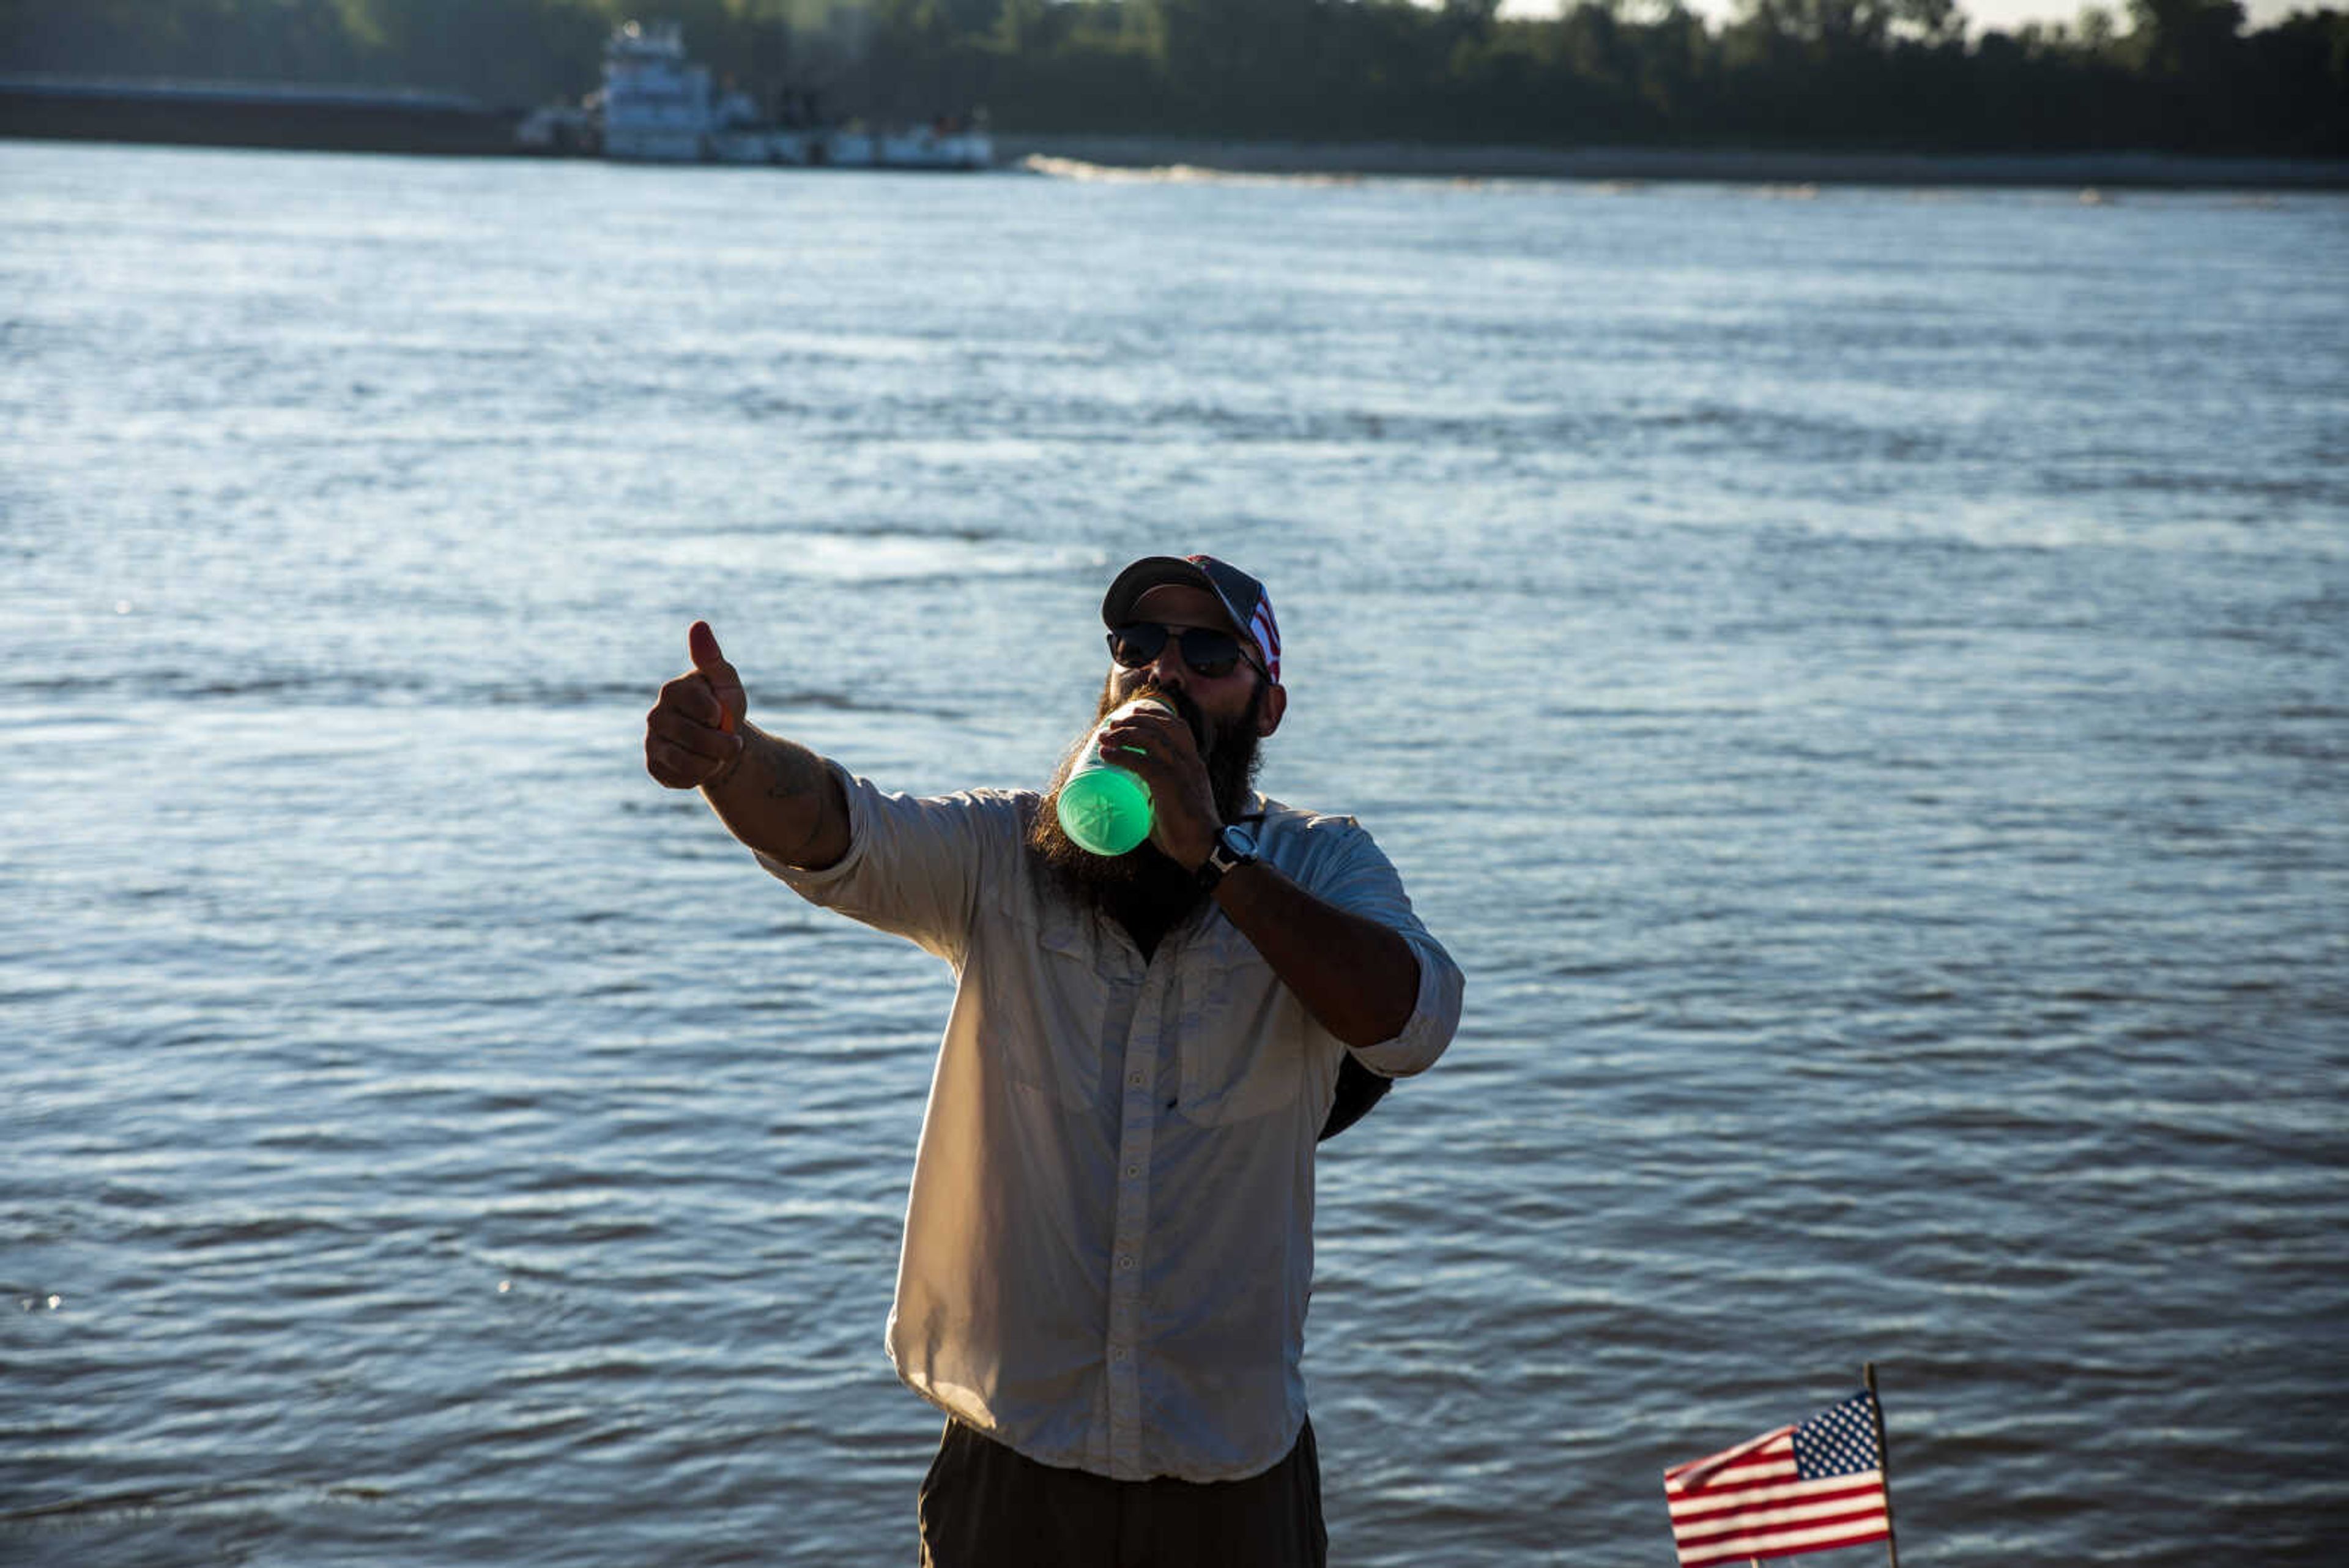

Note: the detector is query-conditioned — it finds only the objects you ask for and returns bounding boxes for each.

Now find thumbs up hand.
[646,620,750,789]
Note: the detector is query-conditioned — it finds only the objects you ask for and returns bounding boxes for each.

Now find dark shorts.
[917,1417,1328,1568]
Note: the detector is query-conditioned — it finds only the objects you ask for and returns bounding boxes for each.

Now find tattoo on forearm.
[763,762,814,804]
[757,742,835,864]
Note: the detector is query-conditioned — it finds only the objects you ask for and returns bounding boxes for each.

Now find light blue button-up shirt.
[761,765,1463,1482]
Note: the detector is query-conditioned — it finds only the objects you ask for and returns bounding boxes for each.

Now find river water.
[2,142,2344,1564]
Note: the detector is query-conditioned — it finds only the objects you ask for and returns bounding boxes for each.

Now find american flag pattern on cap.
[1186,553,1280,685]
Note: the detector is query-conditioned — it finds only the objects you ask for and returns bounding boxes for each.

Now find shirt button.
[1125,1165,1140,1179]
[1119,1255,1134,1270]
[1129,1072,1145,1087]
[1111,1347,1127,1361]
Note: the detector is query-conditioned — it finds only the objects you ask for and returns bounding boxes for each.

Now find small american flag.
[1663,1391,1893,1566]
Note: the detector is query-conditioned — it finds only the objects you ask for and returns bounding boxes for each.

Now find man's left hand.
[1094,702,1219,871]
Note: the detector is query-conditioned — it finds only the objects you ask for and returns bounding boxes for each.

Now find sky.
[1495,0,2306,33]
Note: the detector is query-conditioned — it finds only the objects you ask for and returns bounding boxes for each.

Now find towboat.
[518,20,992,171]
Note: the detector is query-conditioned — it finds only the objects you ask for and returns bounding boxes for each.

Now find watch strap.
[1196,825,1258,892]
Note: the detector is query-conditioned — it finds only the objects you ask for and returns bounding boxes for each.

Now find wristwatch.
[1196,822,1260,893]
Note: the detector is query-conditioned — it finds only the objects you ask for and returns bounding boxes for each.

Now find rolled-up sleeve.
[756,763,1015,967]
[1293,816,1464,1079]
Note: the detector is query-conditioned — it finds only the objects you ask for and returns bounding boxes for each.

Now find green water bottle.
[1055,697,1170,856]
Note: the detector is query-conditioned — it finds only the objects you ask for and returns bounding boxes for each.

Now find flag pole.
[1864,1362,1901,1568]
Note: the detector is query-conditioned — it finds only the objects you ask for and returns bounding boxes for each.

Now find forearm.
[701,723,852,871]
[1211,862,1420,1050]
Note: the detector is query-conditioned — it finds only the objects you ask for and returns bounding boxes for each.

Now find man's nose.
[1145,641,1190,690]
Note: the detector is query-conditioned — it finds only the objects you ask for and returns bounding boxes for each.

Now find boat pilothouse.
[519,17,992,171]
[598,18,758,162]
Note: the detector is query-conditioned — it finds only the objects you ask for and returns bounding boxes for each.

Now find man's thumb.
[689,619,730,674]
[688,620,744,730]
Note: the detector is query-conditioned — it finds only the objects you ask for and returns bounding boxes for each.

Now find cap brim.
[1102,557,1226,631]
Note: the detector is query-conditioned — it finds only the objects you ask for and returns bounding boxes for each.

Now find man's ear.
[1256,682,1287,738]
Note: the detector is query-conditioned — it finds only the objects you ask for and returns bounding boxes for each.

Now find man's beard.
[1028,677,1267,936]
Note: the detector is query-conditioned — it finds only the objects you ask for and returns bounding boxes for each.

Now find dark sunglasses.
[1106,622,1263,680]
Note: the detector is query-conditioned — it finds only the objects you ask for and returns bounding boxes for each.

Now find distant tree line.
[3,0,2343,155]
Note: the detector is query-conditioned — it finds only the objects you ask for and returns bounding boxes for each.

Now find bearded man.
[644,555,1463,1567]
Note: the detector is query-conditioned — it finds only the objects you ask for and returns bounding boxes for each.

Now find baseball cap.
[1101,554,1282,686]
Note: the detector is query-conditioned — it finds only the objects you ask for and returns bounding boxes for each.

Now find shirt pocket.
[1175,926,1307,1126]
[976,896,1103,1113]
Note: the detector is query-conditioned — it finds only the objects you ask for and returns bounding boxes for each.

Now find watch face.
[1218,825,1257,860]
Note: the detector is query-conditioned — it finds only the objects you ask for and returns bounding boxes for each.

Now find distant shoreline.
[7,82,2347,192]
[995,133,2349,191]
